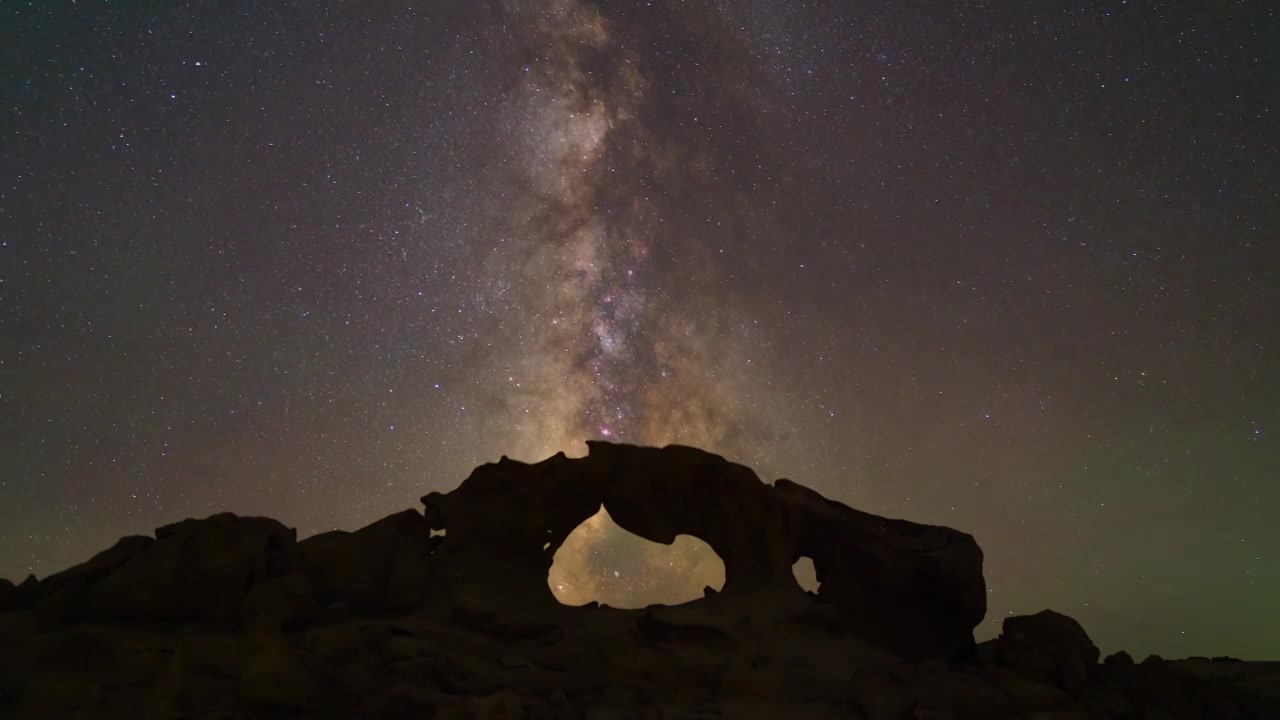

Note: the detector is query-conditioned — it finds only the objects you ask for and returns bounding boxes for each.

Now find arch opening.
[548,506,725,608]
[792,556,822,594]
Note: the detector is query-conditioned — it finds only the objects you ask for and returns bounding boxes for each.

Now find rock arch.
[791,556,821,594]
[422,442,986,661]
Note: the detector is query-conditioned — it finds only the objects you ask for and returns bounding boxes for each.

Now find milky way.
[474,2,800,604]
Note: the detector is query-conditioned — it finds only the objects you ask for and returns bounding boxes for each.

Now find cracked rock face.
[423,442,987,661]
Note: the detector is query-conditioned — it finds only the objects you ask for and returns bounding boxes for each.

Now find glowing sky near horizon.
[2,1,1277,660]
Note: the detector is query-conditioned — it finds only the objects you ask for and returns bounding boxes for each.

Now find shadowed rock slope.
[0,442,1274,719]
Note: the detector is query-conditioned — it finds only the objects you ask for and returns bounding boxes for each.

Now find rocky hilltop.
[0,442,1275,719]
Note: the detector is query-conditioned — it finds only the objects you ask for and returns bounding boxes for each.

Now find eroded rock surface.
[281,509,434,612]
[0,442,1274,719]
[424,442,985,661]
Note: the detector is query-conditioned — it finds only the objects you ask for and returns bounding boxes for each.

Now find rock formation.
[422,442,986,661]
[0,442,1274,719]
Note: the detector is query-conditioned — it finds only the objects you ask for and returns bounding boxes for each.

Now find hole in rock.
[429,528,447,538]
[548,506,725,608]
[792,556,821,594]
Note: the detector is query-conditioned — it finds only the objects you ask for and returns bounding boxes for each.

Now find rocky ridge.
[0,442,1275,719]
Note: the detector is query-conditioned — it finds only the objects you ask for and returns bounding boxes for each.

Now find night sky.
[3,2,1277,660]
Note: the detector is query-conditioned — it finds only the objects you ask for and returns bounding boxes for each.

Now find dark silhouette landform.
[1,442,1276,718]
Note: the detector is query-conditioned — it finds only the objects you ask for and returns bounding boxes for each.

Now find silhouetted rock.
[242,572,316,630]
[0,578,15,612]
[423,442,985,661]
[0,442,1274,719]
[771,475,986,662]
[283,509,432,611]
[13,575,40,610]
[1104,650,1134,666]
[81,513,295,622]
[988,609,1100,692]
[239,625,325,710]
[1172,658,1280,706]
[27,535,154,620]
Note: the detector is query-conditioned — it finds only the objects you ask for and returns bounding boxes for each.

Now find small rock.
[1104,651,1134,666]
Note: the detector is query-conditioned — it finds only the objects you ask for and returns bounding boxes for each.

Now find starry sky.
[2,1,1277,660]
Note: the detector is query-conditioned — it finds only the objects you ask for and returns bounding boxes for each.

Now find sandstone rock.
[1104,650,1134,666]
[39,536,154,596]
[81,513,295,622]
[284,509,433,611]
[240,571,315,630]
[848,668,916,720]
[14,575,41,609]
[31,536,155,619]
[635,609,734,647]
[0,443,1276,720]
[424,442,985,660]
[459,688,526,719]
[239,626,323,710]
[992,609,1100,692]
[773,477,986,662]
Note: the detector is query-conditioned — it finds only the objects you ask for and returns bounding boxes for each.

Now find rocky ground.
[0,443,1275,719]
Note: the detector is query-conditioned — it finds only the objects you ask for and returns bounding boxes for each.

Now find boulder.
[992,610,1100,692]
[284,509,433,611]
[81,513,296,622]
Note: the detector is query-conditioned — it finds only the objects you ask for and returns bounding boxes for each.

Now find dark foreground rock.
[0,442,1274,719]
